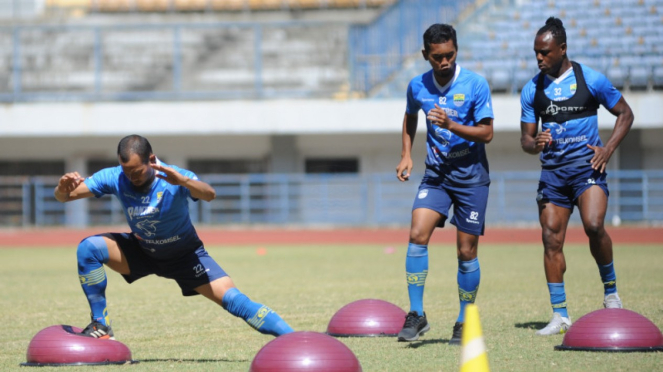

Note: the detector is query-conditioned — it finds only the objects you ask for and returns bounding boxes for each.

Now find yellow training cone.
[459,304,489,372]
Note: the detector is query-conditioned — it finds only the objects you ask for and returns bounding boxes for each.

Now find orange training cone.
[459,304,489,372]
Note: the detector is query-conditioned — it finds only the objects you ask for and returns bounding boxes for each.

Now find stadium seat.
[629,66,650,90]
[487,69,511,93]
[653,66,663,89]
[607,65,627,90]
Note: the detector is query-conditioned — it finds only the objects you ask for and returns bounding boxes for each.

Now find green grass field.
[1,242,662,371]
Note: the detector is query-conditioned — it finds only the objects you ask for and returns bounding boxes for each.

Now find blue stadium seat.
[607,65,627,90]
[653,66,663,89]
[629,66,651,90]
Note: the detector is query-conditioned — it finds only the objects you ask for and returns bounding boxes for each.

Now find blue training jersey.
[406,65,494,186]
[84,159,203,260]
[520,63,621,170]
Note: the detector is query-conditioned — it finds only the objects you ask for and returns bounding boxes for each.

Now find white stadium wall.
[0,92,661,175]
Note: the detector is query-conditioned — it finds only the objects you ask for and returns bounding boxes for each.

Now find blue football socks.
[598,261,618,295]
[548,282,569,318]
[405,243,428,316]
[222,287,294,337]
[457,258,480,323]
[77,236,110,326]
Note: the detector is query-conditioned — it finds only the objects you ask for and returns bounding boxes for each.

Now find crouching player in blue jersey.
[395,24,494,345]
[520,18,634,336]
[54,134,294,340]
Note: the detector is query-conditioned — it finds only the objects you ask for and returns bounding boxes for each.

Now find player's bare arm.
[54,172,94,202]
[428,104,493,143]
[587,96,634,173]
[151,163,216,202]
[397,113,418,181]
[520,122,552,155]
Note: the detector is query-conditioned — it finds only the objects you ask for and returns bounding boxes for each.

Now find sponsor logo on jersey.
[441,107,459,118]
[445,148,471,159]
[127,206,159,221]
[453,93,465,107]
[135,219,159,237]
[543,101,588,116]
[142,235,181,245]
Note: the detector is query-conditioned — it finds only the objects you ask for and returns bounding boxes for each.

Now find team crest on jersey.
[453,93,465,107]
[156,191,163,201]
[570,84,577,93]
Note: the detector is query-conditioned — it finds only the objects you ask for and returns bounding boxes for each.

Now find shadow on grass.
[139,358,249,364]
[514,321,548,330]
[404,339,450,348]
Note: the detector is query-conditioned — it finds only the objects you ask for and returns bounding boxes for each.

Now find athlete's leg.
[539,202,571,283]
[195,277,294,337]
[577,186,620,305]
[76,234,128,338]
[534,202,576,335]
[407,208,443,316]
[539,201,572,318]
[455,231,480,323]
[577,186,612,265]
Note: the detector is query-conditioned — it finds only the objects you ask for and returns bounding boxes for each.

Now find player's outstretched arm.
[54,172,94,202]
[396,113,418,182]
[151,163,216,202]
[520,122,551,155]
[587,96,634,173]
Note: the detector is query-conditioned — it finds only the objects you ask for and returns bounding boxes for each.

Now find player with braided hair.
[519,17,634,335]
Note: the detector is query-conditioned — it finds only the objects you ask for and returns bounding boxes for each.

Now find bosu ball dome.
[555,308,663,352]
[249,331,362,372]
[21,325,138,366]
[327,299,406,337]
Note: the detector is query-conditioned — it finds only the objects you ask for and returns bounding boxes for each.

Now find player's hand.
[587,144,611,173]
[533,129,552,153]
[396,157,413,182]
[56,172,84,195]
[427,104,450,129]
[151,163,188,185]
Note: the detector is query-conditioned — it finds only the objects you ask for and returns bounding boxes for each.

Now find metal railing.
[2,170,662,227]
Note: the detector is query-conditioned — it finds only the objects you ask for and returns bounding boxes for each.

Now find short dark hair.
[423,23,458,52]
[537,17,567,45]
[117,135,153,164]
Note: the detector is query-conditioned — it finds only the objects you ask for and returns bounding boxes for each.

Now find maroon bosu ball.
[249,331,362,372]
[22,325,137,366]
[556,308,663,352]
[327,299,407,337]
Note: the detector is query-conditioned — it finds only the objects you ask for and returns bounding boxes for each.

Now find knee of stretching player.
[77,236,110,266]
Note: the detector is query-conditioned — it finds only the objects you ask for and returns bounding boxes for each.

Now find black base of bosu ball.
[21,325,139,366]
[327,299,407,337]
[555,308,663,352]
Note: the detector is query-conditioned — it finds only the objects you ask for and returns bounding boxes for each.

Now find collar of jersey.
[432,64,461,94]
[546,65,574,85]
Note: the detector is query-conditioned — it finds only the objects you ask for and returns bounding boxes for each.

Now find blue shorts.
[412,169,489,236]
[537,166,609,210]
[108,233,228,296]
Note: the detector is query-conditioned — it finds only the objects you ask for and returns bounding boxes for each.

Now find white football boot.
[536,313,572,336]
[603,293,623,309]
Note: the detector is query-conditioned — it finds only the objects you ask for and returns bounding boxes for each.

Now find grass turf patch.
[1,242,661,371]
